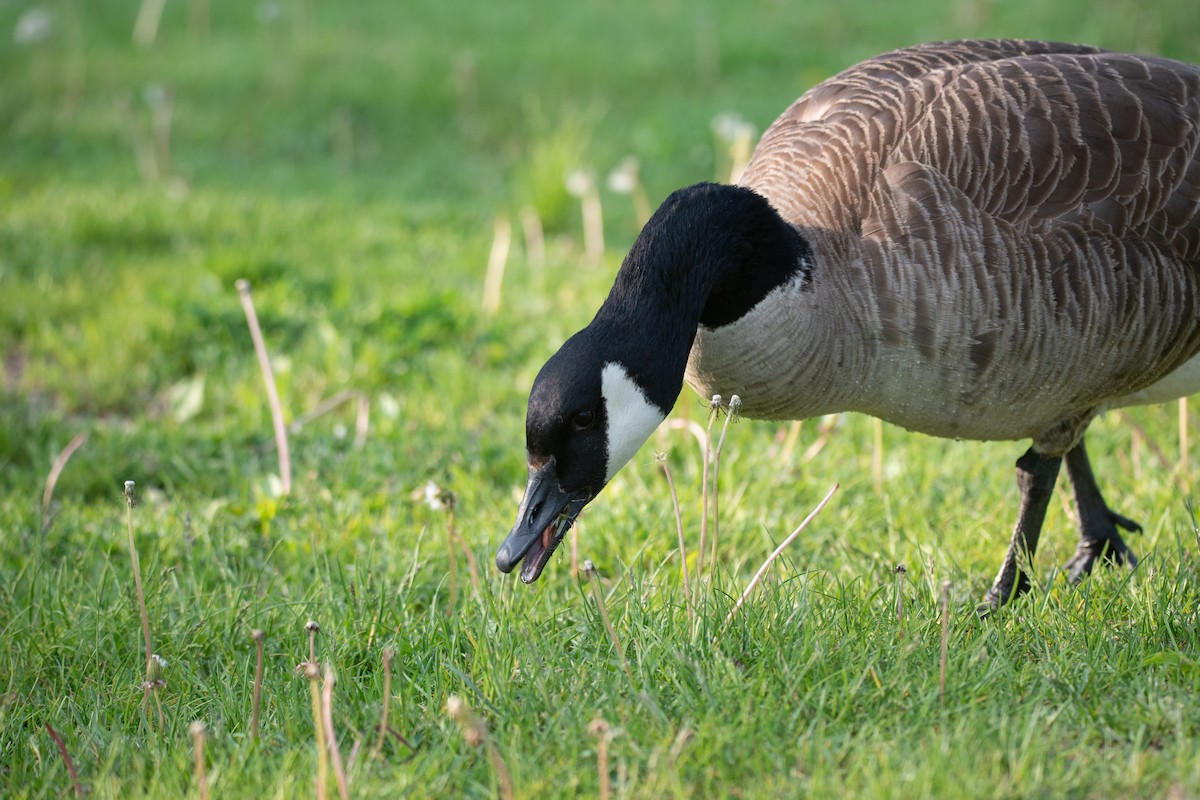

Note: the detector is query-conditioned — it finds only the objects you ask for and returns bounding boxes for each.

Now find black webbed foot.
[1062,441,1140,583]
[981,569,1033,615]
[1063,509,1140,582]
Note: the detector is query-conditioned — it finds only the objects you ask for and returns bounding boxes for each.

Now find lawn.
[2,1,1199,797]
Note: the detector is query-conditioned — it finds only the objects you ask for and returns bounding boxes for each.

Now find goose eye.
[572,410,596,430]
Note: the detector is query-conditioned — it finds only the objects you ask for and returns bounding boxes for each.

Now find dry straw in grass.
[482,215,512,315]
[236,279,292,496]
[41,433,86,532]
[44,723,83,799]
[716,483,840,644]
[133,0,166,47]
[372,647,394,760]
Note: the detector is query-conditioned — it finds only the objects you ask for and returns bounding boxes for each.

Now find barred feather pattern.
[687,40,1200,453]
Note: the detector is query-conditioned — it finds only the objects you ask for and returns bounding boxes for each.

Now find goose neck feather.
[592,182,811,410]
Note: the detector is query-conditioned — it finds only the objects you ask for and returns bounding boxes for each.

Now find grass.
[2,1,1200,797]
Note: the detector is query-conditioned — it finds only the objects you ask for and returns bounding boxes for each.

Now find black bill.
[496,460,588,583]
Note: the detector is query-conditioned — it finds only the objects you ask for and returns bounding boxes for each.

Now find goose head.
[495,183,809,582]
[495,328,671,582]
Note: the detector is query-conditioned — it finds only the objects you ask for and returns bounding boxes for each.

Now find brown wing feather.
[885,52,1200,257]
[744,42,1200,255]
[737,40,1200,448]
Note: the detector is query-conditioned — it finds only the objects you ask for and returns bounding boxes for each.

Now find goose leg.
[1062,440,1140,582]
[983,448,1062,610]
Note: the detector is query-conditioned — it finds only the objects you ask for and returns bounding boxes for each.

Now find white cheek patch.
[601,362,667,482]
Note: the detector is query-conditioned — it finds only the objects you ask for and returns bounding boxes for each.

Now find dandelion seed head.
[142,83,168,108]
[565,169,595,197]
[606,157,640,194]
[14,8,52,46]
[711,112,752,142]
[422,481,447,511]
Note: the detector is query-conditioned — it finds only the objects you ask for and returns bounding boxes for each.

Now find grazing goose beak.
[496,459,589,583]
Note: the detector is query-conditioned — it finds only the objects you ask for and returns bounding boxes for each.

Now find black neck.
[589,183,810,410]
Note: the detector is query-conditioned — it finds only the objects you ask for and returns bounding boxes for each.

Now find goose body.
[497,40,1200,605]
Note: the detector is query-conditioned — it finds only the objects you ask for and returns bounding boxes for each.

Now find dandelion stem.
[322,667,350,800]
[190,721,209,800]
[589,717,612,800]
[124,482,155,698]
[303,664,329,800]
[447,696,514,800]
[582,190,604,266]
[710,395,741,575]
[520,206,546,272]
[698,396,721,584]
[657,454,692,618]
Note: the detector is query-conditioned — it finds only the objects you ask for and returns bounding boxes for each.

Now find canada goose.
[495,40,1200,609]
